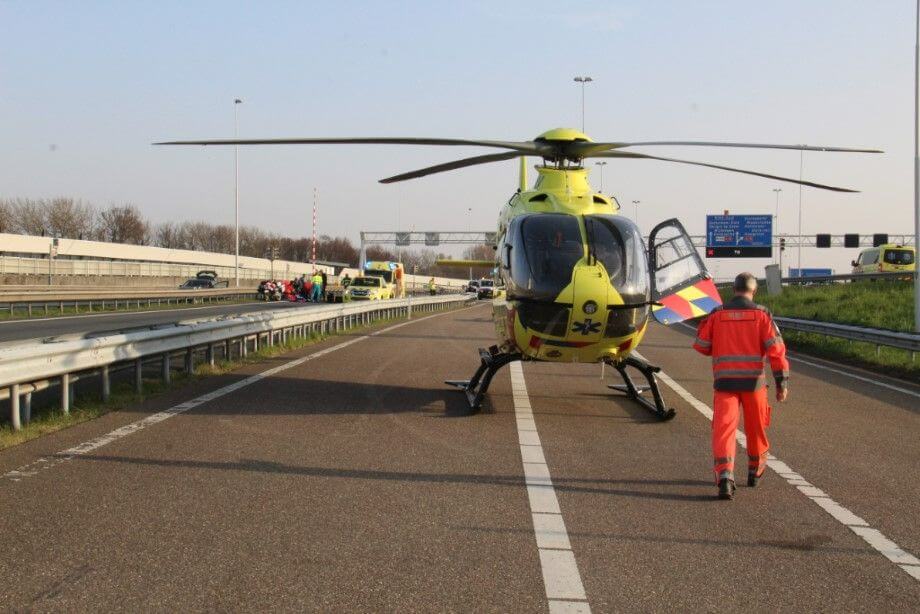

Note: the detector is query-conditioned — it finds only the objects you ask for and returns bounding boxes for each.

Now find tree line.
[0,198,490,278]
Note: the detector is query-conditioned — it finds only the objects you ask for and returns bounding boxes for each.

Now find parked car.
[465,279,481,293]
[179,270,229,289]
[477,279,495,300]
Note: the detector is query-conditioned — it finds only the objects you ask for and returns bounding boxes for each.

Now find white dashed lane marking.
[509,362,592,613]
[651,363,920,583]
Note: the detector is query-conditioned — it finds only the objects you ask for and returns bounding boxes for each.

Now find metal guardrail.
[774,316,920,355]
[715,271,914,289]
[0,287,259,317]
[0,294,474,430]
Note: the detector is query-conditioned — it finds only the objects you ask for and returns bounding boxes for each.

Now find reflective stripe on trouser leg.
[739,388,770,474]
[712,391,741,483]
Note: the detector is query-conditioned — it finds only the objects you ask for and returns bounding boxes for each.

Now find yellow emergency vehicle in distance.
[361,261,405,298]
[851,244,916,274]
[345,275,391,300]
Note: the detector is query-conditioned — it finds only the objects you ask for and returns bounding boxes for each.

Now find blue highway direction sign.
[706,214,773,258]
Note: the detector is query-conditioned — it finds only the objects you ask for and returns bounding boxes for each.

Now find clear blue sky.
[1,1,915,273]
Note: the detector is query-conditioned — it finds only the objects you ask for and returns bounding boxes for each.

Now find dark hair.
[733,272,757,293]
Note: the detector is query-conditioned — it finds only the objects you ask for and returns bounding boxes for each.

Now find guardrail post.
[162,353,171,384]
[10,384,21,431]
[61,373,70,415]
[241,337,248,358]
[207,344,215,367]
[102,365,111,402]
[224,339,232,360]
[185,348,194,374]
[22,391,32,425]
[135,358,143,394]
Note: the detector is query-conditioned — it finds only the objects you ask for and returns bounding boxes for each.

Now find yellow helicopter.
[156,128,879,419]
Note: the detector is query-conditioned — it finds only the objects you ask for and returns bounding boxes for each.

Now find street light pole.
[797,148,804,277]
[772,187,782,265]
[467,207,472,280]
[573,76,593,132]
[233,98,242,287]
[594,161,607,192]
[914,0,920,332]
[631,200,640,225]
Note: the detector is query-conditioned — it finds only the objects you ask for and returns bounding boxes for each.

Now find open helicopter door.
[647,219,722,325]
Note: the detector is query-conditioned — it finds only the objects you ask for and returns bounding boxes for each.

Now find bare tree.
[9,198,47,236]
[46,198,96,239]
[154,222,182,248]
[97,204,149,244]
[0,200,11,234]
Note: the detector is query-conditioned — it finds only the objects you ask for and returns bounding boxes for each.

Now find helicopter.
[156,128,880,419]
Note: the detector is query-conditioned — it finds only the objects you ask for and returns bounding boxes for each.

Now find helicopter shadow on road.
[187,374,488,419]
[73,453,715,503]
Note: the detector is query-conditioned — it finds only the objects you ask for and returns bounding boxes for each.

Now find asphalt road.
[0,304,917,611]
[0,300,320,344]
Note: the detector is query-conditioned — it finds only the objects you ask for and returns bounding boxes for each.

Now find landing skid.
[606,355,677,421]
[446,347,522,412]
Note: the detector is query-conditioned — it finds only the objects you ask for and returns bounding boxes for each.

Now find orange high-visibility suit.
[693,296,789,483]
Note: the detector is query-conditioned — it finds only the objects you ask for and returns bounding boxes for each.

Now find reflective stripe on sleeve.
[763,336,783,348]
[713,355,764,365]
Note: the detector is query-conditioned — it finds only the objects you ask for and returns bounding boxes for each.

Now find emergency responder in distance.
[310,270,324,303]
[693,272,789,500]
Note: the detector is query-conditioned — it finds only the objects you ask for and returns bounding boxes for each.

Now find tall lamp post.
[594,161,607,192]
[772,187,782,265]
[631,200,640,225]
[233,98,242,287]
[797,148,804,277]
[914,0,920,332]
[467,207,473,280]
[573,76,593,132]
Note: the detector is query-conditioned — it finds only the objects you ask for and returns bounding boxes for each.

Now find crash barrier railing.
[0,294,475,430]
[0,287,260,317]
[773,316,920,359]
[715,271,913,289]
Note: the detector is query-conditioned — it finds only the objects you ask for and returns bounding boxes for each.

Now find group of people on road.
[259,270,348,303]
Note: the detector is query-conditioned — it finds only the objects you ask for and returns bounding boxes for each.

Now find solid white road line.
[652,366,920,583]
[1,308,459,484]
[509,362,592,613]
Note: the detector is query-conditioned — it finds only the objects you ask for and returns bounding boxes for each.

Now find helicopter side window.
[648,220,707,298]
[506,214,584,301]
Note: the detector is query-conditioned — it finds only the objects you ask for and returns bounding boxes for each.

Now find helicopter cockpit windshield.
[505,214,585,301]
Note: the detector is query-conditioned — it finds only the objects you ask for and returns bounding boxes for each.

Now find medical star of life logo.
[572,319,601,335]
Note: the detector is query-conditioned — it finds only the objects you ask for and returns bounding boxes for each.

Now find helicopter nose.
[570,265,609,340]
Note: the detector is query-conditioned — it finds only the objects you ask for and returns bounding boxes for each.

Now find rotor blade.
[592,151,860,192]
[154,136,542,154]
[575,141,883,155]
[379,151,523,184]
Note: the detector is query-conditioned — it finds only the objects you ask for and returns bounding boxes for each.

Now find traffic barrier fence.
[0,294,474,430]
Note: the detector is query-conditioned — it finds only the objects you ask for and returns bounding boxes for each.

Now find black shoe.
[718,478,736,500]
[748,471,763,488]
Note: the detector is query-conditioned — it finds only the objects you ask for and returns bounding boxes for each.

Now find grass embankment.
[0,298,256,321]
[719,282,918,381]
[0,311,410,451]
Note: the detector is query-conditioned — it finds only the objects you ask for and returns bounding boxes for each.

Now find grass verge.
[0,311,414,451]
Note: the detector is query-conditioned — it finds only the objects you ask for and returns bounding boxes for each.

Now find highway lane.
[0,304,917,611]
[0,300,320,344]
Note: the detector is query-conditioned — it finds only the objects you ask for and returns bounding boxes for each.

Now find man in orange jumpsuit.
[693,272,789,500]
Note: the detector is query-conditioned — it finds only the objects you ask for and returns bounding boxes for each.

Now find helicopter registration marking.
[510,362,592,611]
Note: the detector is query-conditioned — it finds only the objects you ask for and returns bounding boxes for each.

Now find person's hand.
[776,387,788,403]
